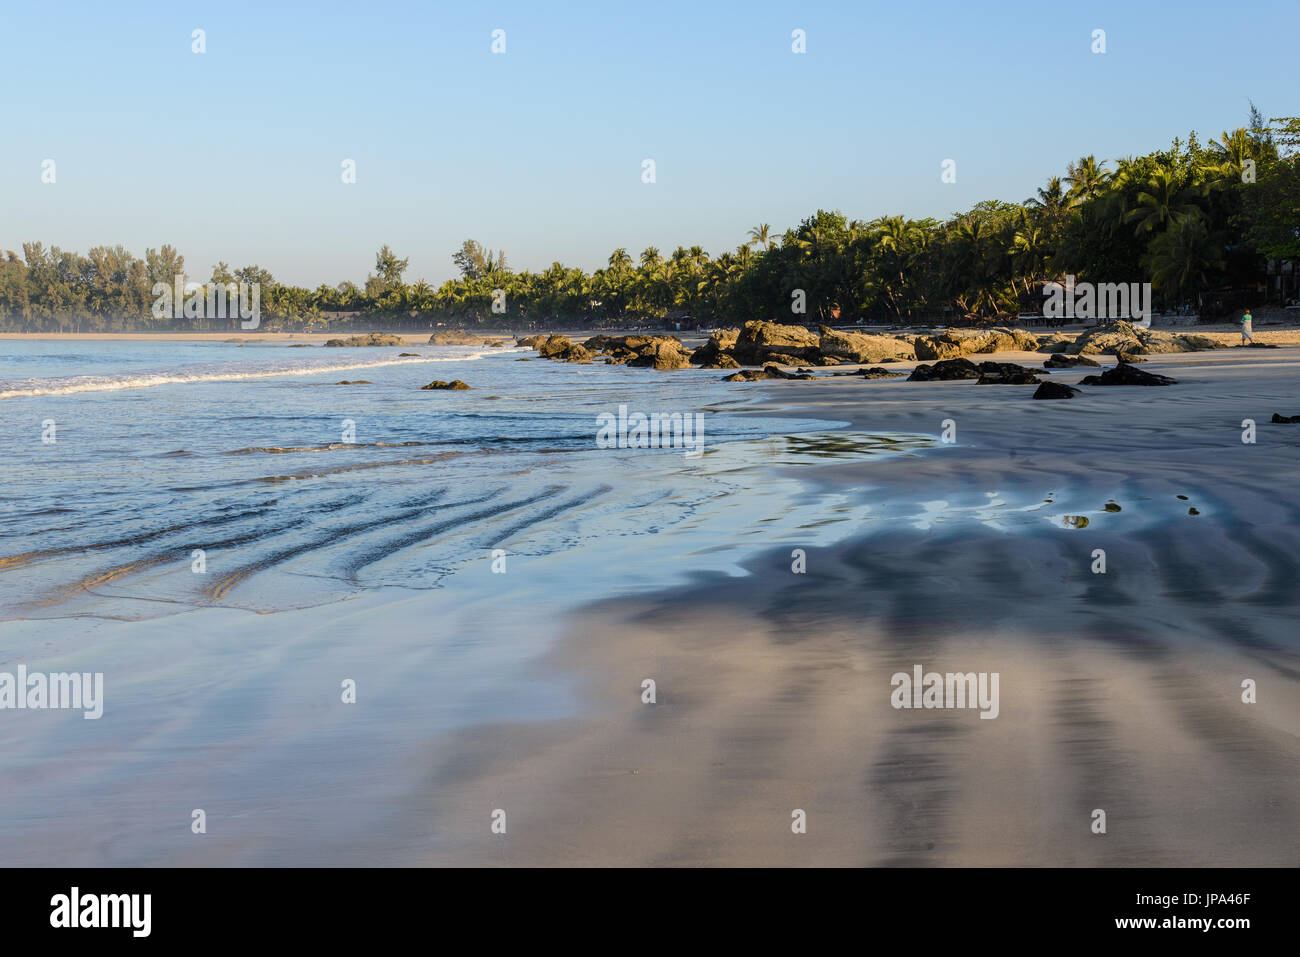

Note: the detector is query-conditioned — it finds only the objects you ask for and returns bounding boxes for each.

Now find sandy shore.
[417,346,1300,866]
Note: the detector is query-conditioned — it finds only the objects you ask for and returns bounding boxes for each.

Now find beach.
[2,339,1297,866]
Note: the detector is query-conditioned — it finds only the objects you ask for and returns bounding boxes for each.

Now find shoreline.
[415,347,1300,865]
[3,345,1299,865]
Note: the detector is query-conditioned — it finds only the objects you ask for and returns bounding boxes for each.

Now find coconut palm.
[747,223,774,250]
[1065,155,1110,206]
[1146,212,1226,310]
[1123,168,1206,235]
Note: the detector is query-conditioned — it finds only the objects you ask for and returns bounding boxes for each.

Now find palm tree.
[1065,155,1110,207]
[1146,212,1226,311]
[747,223,774,250]
[1123,167,1205,235]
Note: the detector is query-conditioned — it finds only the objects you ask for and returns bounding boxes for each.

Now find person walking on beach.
[1240,308,1254,345]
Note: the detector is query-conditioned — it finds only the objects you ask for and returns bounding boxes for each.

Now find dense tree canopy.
[3,112,1296,333]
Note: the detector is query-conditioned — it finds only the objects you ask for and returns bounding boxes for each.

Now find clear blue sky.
[2,0,1294,287]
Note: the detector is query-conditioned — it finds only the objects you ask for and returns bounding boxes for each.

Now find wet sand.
[421,346,1300,866]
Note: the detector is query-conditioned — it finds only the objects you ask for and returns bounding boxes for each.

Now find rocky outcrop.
[913,327,1039,360]
[1066,320,1226,356]
[576,334,693,369]
[517,334,548,348]
[1044,353,1100,368]
[1079,362,1178,386]
[690,329,740,366]
[627,340,692,370]
[428,330,490,345]
[818,326,917,363]
[1033,382,1082,399]
[906,358,982,381]
[324,332,405,347]
[723,365,816,382]
[421,379,471,390]
[731,321,823,364]
[834,367,906,378]
[1271,412,1300,423]
[534,334,592,361]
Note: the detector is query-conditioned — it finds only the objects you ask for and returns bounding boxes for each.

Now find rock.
[1067,320,1226,356]
[537,334,573,358]
[1033,382,1082,399]
[628,340,691,370]
[517,334,549,348]
[1044,353,1100,368]
[1242,341,1280,348]
[723,364,815,382]
[699,355,742,369]
[690,328,740,365]
[428,330,488,345]
[1114,351,1146,363]
[421,379,471,390]
[913,327,1039,360]
[559,344,593,362]
[334,380,372,385]
[581,334,692,369]
[1036,333,1073,354]
[731,321,822,364]
[398,352,421,357]
[906,358,982,381]
[323,332,405,347]
[818,326,917,363]
[979,360,1042,376]
[1271,412,1300,423]
[831,366,906,379]
[977,371,1042,385]
[1079,362,1178,386]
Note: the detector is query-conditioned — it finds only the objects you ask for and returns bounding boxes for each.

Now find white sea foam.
[0,351,499,399]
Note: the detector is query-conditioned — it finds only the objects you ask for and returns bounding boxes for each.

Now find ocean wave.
[0,352,497,399]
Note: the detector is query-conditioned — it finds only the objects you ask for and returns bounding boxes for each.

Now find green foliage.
[4,109,1295,332]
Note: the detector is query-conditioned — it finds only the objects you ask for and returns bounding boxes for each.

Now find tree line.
[2,110,1296,333]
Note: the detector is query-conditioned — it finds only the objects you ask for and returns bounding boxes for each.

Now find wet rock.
[831,366,906,378]
[1271,412,1300,423]
[398,352,421,357]
[1079,362,1178,386]
[1044,353,1100,368]
[324,332,405,347]
[1032,381,1082,399]
[421,379,471,390]
[906,358,982,381]
[334,380,372,385]
[723,364,815,382]
[517,334,549,348]
[977,371,1043,385]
